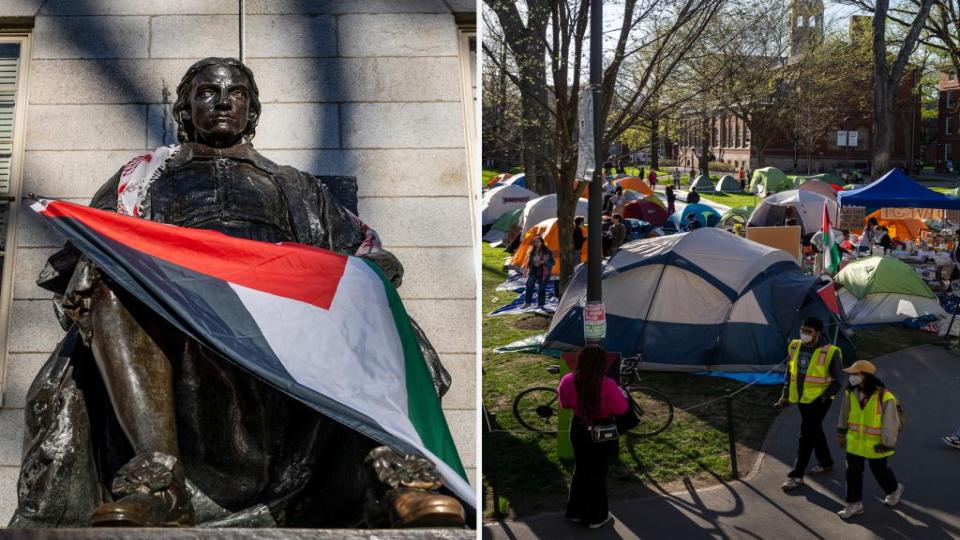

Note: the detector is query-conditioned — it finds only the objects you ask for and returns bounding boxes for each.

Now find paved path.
[484,345,960,539]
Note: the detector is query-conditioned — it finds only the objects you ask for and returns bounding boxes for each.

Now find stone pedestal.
[2,529,475,540]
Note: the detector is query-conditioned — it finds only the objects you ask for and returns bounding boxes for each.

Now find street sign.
[575,88,595,182]
[584,301,606,342]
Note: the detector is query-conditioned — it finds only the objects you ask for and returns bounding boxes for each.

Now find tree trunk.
[872,80,895,177]
[650,116,660,171]
[554,166,580,294]
[519,57,551,194]
[699,116,711,178]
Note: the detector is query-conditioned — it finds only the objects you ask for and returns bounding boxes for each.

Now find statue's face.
[186,64,254,147]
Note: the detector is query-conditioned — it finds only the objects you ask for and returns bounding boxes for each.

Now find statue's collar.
[167,142,278,174]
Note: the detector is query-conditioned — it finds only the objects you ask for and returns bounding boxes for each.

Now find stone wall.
[0,0,476,523]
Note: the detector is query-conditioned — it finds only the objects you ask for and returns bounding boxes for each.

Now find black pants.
[566,421,617,524]
[845,452,898,503]
[788,397,834,478]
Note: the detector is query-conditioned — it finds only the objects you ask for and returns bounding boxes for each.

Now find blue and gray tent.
[544,228,854,375]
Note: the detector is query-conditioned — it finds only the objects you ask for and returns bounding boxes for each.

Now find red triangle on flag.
[817,281,841,315]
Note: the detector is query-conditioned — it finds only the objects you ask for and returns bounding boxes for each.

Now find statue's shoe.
[388,489,465,528]
[90,491,195,527]
[90,451,196,527]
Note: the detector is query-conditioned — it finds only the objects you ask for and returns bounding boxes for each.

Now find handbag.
[589,421,619,443]
[615,396,641,434]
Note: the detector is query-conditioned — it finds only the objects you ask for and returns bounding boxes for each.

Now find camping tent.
[749,167,792,197]
[482,207,523,245]
[624,218,655,241]
[520,194,589,234]
[623,199,669,227]
[665,203,722,232]
[715,175,741,193]
[689,175,714,191]
[857,209,926,241]
[720,205,755,228]
[485,172,510,188]
[481,184,538,226]
[798,179,839,201]
[510,218,586,275]
[747,189,838,235]
[613,176,653,196]
[543,228,854,373]
[497,173,526,188]
[835,256,947,325]
[946,187,960,199]
[837,168,960,210]
[802,173,843,185]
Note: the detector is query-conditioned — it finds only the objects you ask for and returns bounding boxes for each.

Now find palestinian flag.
[822,201,840,274]
[30,198,473,507]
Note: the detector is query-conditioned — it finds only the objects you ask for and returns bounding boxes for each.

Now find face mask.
[799,332,815,344]
[848,374,863,386]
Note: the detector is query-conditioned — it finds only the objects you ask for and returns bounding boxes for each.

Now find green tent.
[835,256,934,299]
[945,187,960,199]
[689,174,714,191]
[490,207,522,232]
[720,205,755,227]
[801,173,843,185]
[749,167,791,196]
[715,174,741,192]
[843,184,857,191]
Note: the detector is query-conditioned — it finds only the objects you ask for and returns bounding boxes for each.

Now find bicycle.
[512,354,674,437]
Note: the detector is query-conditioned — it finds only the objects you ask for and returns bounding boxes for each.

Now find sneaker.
[781,477,804,491]
[837,502,864,519]
[587,512,613,529]
[943,436,960,449]
[809,465,833,475]
[883,483,904,507]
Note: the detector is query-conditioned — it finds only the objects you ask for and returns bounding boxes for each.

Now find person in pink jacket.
[558,345,628,528]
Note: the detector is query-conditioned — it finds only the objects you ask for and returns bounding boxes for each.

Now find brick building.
[0,1,477,522]
[676,6,921,176]
[933,69,960,170]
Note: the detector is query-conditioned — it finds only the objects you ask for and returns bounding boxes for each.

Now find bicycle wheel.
[626,386,674,437]
[513,387,561,434]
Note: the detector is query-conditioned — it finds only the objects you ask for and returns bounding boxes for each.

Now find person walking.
[573,216,586,256]
[638,166,645,181]
[647,169,658,189]
[836,360,904,518]
[665,185,677,216]
[672,168,681,189]
[737,166,747,191]
[775,318,843,491]
[609,214,627,256]
[558,344,628,529]
[522,235,554,310]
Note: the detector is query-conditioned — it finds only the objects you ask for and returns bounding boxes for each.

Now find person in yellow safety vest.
[774,317,843,491]
[836,360,904,519]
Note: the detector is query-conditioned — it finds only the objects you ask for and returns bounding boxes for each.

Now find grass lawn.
[700,192,761,210]
[482,242,781,519]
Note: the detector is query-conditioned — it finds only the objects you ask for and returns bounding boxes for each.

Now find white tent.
[748,189,838,235]
[520,194,589,234]
[481,184,538,226]
[689,175,713,191]
[798,179,838,201]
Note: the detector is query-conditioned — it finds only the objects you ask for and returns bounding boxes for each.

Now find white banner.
[836,131,848,147]
[847,131,858,147]
[576,89,595,182]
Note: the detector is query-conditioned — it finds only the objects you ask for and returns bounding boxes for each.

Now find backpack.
[880,388,905,439]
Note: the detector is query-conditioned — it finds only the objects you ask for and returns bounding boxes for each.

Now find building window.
[0,33,29,397]
[950,71,957,82]
[808,16,815,27]
[947,117,953,135]
[797,16,804,27]
[948,90,955,108]
[946,143,953,164]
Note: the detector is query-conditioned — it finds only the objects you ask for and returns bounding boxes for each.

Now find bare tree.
[839,0,935,175]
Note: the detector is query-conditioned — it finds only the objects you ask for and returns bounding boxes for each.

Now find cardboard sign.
[838,206,866,230]
[746,226,802,262]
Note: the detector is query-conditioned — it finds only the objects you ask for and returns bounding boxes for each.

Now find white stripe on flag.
[229,258,474,504]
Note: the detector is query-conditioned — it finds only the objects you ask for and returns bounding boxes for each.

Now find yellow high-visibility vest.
[846,389,896,459]
[787,340,839,404]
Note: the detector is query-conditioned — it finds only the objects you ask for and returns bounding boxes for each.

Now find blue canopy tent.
[837,169,960,210]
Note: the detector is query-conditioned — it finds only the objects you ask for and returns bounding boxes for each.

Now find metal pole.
[726,394,739,478]
[484,406,503,518]
[586,0,604,330]
[239,0,246,63]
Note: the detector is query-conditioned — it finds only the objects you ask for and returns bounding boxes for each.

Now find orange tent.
[511,218,587,275]
[613,177,653,196]
[854,210,926,241]
[486,172,510,188]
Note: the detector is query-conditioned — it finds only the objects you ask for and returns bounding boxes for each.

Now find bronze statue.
[10,58,467,529]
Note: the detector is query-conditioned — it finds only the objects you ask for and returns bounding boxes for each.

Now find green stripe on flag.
[361,258,467,481]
